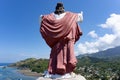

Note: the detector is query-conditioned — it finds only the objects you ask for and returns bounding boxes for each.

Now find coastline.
[18,69,43,77]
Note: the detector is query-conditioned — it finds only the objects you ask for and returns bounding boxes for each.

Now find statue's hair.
[55,2,64,9]
[54,2,65,15]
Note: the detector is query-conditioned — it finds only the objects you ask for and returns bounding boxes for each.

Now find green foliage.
[74,56,120,80]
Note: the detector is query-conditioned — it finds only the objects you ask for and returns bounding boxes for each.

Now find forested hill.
[9,58,49,73]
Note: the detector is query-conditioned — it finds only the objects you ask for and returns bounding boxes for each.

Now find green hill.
[9,58,49,73]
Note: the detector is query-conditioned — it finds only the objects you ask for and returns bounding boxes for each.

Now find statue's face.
[58,7,64,11]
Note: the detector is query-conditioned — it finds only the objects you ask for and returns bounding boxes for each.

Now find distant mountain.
[78,46,120,59]
[78,56,106,63]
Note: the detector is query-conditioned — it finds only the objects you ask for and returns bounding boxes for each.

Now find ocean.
[0,63,37,80]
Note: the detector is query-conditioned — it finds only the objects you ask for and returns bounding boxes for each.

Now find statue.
[39,2,84,79]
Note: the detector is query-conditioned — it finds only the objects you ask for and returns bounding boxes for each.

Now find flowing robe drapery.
[40,12,82,75]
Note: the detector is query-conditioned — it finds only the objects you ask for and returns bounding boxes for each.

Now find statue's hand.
[80,11,83,16]
[39,15,43,23]
[77,11,83,23]
[40,15,43,18]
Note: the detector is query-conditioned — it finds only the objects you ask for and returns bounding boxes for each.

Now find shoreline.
[18,69,43,77]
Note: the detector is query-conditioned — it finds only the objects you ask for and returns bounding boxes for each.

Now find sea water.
[0,63,37,80]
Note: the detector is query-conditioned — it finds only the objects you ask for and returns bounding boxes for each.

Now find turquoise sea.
[0,63,37,80]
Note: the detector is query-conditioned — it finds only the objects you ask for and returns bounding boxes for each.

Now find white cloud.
[77,13,120,54]
[100,13,120,35]
[88,30,98,38]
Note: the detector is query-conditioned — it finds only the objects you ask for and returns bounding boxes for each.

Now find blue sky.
[0,0,120,63]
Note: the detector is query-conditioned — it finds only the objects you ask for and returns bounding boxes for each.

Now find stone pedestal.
[36,75,86,80]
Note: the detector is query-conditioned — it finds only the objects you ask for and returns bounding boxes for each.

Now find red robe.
[40,11,82,75]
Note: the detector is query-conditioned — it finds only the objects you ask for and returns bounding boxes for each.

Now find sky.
[0,0,120,63]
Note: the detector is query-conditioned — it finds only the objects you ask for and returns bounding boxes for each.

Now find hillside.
[75,56,120,80]
[9,58,49,73]
[78,46,120,59]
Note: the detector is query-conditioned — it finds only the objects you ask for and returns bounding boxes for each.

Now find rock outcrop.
[36,74,86,80]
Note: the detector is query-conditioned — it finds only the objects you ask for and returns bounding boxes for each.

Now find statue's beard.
[54,10,65,15]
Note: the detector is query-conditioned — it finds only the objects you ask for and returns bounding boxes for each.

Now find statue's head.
[54,2,65,15]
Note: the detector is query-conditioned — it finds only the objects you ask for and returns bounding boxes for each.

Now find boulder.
[36,74,86,80]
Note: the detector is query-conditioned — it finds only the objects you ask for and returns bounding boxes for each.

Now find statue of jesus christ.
[40,2,83,79]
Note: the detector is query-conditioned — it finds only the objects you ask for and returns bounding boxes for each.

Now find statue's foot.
[43,70,52,78]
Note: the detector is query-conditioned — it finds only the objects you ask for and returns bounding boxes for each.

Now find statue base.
[36,71,86,80]
[36,75,86,80]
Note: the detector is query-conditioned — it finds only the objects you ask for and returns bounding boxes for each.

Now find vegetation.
[9,56,120,80]
[9,58,49,73]
[75,56,120,80]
